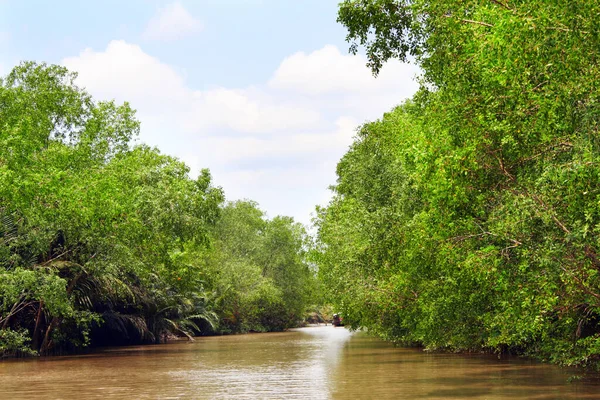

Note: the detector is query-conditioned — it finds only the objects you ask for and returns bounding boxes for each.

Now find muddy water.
[0,326,599,399]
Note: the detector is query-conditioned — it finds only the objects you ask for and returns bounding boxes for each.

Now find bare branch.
[37,249,72,268]
[490,0,512,11]
[560,265,600,301]
[532,80,549,91]
[530,192,571,234]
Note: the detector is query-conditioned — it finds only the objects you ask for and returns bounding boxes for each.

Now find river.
[0,326,598,399]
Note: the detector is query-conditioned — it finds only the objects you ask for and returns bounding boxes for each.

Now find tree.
[315,0,600,368]
[204,201,315,333]
[0,62,224,354]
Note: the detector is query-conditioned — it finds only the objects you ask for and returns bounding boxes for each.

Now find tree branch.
[443,15,494,28]
[462,19,493,27]
[449,231,495,242]
[490,0,512,11]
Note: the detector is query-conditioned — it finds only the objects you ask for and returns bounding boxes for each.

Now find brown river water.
[0,326,599,399]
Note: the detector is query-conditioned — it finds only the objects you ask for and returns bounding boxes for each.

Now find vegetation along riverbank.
[3,0,600,374]
[314,0,600,370]
[0,62,319,357]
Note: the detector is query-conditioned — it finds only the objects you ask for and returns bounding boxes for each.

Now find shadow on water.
[0,326,599,399]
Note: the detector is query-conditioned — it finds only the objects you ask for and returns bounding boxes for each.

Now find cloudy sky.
[0,0,419,225]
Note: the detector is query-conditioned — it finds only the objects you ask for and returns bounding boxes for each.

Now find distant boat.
[332,313,344,327]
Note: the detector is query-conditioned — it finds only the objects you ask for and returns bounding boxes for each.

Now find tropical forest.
[316,0,600,370]
[0,61,318,356]
[2,0,600,385]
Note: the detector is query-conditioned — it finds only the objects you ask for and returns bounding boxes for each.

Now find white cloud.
[63,40,319,135]
[143,2,202,41]
[269,45,420,96]
[197,116,356,163]
[215,162,339,223]
[187,88,322,134]
[63,40,189,113]
[62,41,419,225]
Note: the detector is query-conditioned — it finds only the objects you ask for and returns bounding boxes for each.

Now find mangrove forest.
[3,0,600,376]
[314,0,600,369]
[0,62,318,356]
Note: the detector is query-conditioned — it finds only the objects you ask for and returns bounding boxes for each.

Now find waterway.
[0,326,599,399]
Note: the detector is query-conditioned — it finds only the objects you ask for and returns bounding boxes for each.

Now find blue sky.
[0,0,419,225]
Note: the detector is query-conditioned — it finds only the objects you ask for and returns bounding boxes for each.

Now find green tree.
[205,201,315,333]
[0,62,223,354]
[316,0,600,368]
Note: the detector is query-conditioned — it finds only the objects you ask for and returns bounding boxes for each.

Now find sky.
[0,0,419,225]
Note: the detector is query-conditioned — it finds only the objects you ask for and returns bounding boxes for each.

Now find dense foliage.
[202,201,316,333]
[315,0,600,368]
[0,62,315,357]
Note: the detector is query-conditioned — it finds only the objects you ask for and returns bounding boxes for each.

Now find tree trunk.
[1,294,25,329]
[39,317,60,355]
[39,272,82,354]
[31,301,44,351]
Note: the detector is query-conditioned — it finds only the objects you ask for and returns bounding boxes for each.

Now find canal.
[0,326,598,399]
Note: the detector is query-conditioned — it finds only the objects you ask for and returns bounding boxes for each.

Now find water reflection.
[0,326,598,399]
[168,327,352,399]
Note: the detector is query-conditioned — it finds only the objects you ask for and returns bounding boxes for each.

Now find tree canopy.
[315,0,600,368]
[0,62,316,357]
